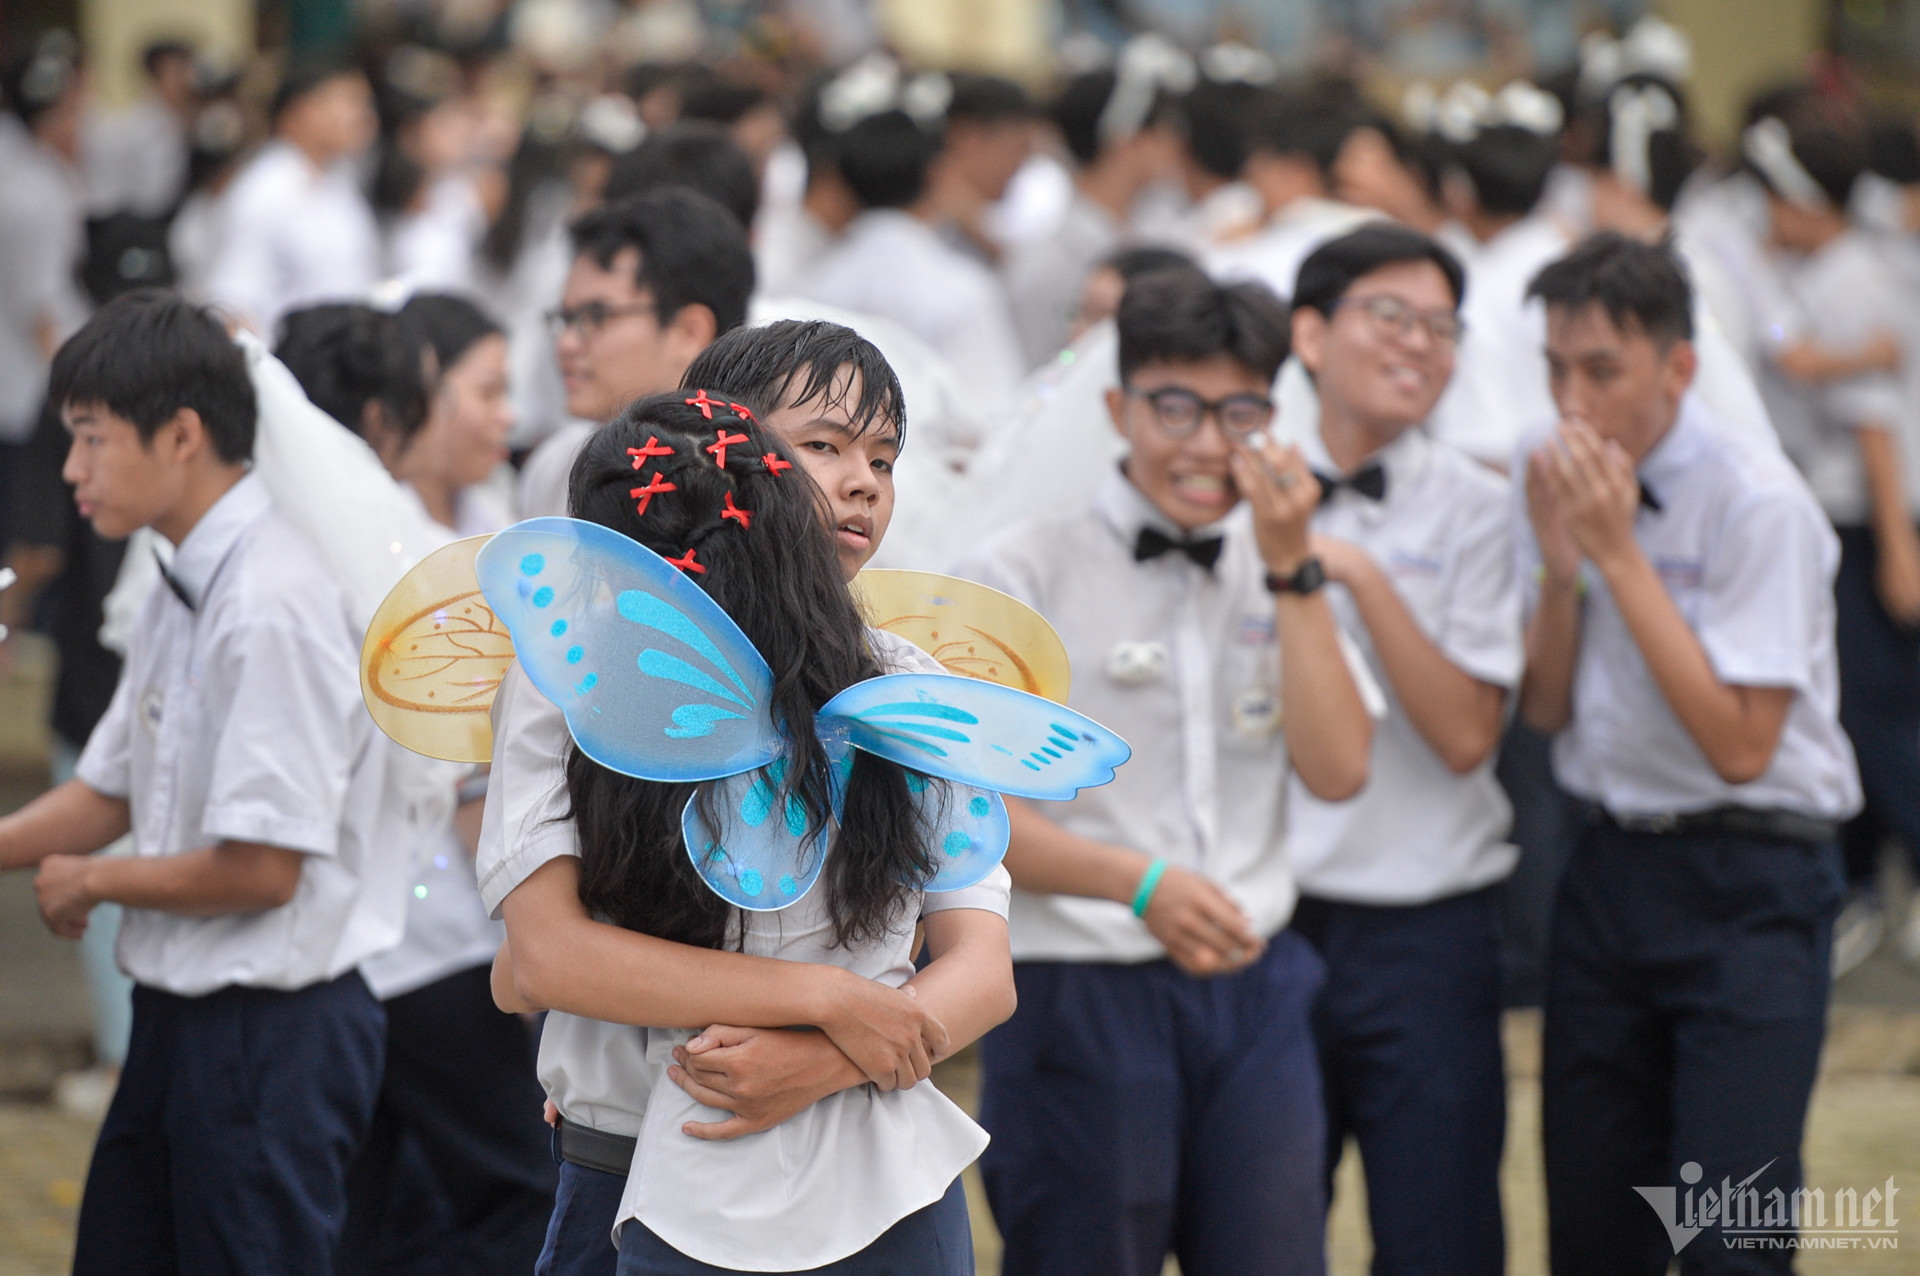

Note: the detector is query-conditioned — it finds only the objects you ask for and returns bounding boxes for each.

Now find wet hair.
[1292,223,1466,315]
[838,110,943,209]
[399,292,503,374]
[1527,231,1694,347]
[1447,124,1560,216]
[604,122,761,229]
[1176,78,1262,181]
[274,303,430,446]
[1116,265,1291,382]
[681,320,907,447]
[563,395,934,949]
[49,289,256,464]
[568,188,755,337]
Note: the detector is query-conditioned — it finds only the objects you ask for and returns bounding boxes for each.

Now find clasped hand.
[1526,419,1641,581]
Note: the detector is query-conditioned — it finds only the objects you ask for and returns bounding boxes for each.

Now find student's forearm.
[1593,544,1790,783]
[1860,427,1920,567]
[77,840,304,914]
[1519,578,1582,734]
[1275,594,1372,800]
[1000,798,1148,905]
[1340,561,1505,772]
[905,911,1015,1060]
[0,779,130,870]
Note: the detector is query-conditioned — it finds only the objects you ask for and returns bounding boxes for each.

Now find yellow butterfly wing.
[851,569,1071,703]
[361,536,514,763]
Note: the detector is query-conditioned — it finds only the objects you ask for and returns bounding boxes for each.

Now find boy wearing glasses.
[955,265,1377,1276]
[1282,225,1519,1274]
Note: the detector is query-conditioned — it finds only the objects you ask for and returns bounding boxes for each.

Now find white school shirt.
[1203,196,1380,300]
[1288,427,1522,904]
[1002,190,1122,370]
[206,141,381,336]
[754,201,836,301]
[0,116,86,442]
[474,626,1009,1139]
[82,96,188,216]
[797,209,1026,416]
[1429,215,1570,469]
[1757,229,1917,524]
[74,475,411,994]
[953,467,1383,963]
[1513,398,1862,821]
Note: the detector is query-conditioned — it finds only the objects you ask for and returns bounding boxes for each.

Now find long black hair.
[563,393,935,950]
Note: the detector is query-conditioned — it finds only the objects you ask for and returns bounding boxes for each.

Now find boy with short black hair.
[1518,234,1859,1274]
[0,289,407,1274]
[957,264,1376,1276]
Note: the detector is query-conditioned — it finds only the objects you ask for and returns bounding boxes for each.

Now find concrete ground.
[4,632,1920,1274]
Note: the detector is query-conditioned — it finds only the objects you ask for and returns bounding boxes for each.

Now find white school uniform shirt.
[753,201,836,301]
[1429,215,1570,469]
[82,95,188,216]
[0,116,87,442]
[206,141,381,336]
[1002,190,1122,370]
[474,627,1008,1144]
[1288,427,1522,905]
[1203,196,1380,300]
[74,475,412,994]
[1757,229,1918,524]
[1513,398,1862,822]
[953,467,1383,963]
[797,209,1026,416]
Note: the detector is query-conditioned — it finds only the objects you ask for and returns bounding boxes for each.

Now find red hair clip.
[627,437,673,469]
[629,472,677,516]
[761,451,792,475]
[728,401,756,423]
[685,389,724,420]
[665,548,705,574]
[706,429,749,468]
[721,492,752,529]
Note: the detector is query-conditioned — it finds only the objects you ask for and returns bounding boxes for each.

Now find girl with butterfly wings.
[480,394,1126,1272]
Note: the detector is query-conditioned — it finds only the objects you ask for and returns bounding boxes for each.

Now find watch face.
[1296,558,1325,593]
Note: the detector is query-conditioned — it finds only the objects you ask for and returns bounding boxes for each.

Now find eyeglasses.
[1332,294,1465,348]
[544,300,655,340]
[1124,386,1275,440]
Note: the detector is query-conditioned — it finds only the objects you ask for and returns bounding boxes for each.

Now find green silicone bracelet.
[1131,858,1169,918]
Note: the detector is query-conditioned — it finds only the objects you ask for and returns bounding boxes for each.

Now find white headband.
[1580,16,1693,96]
[577,94,645,154]
[1608,83,1679,195]
[1426,80,1562,143]
[820,54,950,134]
[1743,116,1829,210]
[1096,34,1196,147]
[1197,42,1276,87]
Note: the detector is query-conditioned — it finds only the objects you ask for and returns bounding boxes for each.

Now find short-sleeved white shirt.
[0,116,87,441]
[75,475,411,994]
[953,467,1383,962]
[1203,196,1381,301]
[1513,399,1862,820]
[1287,427,1523,904]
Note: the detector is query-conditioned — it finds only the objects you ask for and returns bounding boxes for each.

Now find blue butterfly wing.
[680,756,828,911]
[475,517,778,782]
[818,673,1130,801]
[903,772,1009,893]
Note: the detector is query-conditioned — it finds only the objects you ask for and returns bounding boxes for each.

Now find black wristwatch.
[1265,556,1326,596]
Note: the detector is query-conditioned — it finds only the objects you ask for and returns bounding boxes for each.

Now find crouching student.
[955,264,1377,1276]
[1518,234,1860,1274]
[0,290,406,1274]
[1283,225,1519,1275]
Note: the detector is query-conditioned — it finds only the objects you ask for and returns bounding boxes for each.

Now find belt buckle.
[1632,812,1680,834]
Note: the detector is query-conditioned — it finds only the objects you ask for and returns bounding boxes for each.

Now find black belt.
[557,1117,638,1175]
[1589,803,1838,848]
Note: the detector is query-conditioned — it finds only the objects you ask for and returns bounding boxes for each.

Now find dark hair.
[837,110,943,209]
[568,189,755,337]
[274,303,430,445]
[1052,72,1117,165]
[398,292,503,373]
[1177,79,1262,181]
[563,396,933,949]
[3,34,79,127]
[142,40,194,79]
[1447,124,1560,216]
[1293,224,1466,315]
[49,289,256,464]
[1585,76,1698,212]
[480,111,568,272]
[1870,117,1920,186]
[1761,102,1870,209]
[1104,244,1199,284]
[1116,266,1291,382]
[946,72,1032,124]
[1243,87,1363,176]
[680,79,772,128]
[681,320,907,446]
[1526,231,1694,346]
[270,57,361,126]
[605,123,761,229]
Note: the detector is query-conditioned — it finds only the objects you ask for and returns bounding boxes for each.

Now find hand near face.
[1229,436,1319,574]
[1534,420,1640,571]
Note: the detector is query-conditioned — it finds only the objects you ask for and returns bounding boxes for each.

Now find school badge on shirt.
[1106,640,1168,686]
[1232,685,1281,739]
[139,685,165,737]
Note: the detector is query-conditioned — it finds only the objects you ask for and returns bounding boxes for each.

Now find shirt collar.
[168,473,270,607]
[1302,423,1430,511]
[1095,463,1234,551]
[1636,394,1711,503]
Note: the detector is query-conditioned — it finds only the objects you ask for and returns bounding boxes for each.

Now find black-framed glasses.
[1124,386,1275,440]
[544,300,656,340]
[1332,293,1465,347]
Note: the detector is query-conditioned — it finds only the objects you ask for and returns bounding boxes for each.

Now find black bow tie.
[155,548,196,612]
[1134,526,1225,572]
[1314,462,1387,503]
[1639,480,1663,514]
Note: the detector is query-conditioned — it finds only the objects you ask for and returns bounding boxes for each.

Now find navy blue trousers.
[615,1177,972,1274]
[1291,886,1507,1275]
[537,1143,628,1276]
[1833,524,1920,886]
[72,971,385,1276]
[980,930,1328,1276]
[1542,820,1841,1275]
